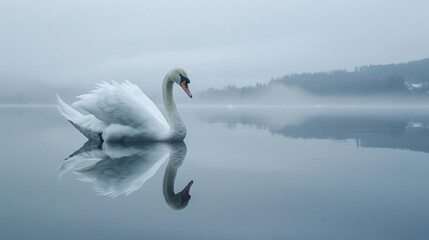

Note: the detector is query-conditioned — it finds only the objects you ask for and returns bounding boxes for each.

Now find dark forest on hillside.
[202,58,429,100]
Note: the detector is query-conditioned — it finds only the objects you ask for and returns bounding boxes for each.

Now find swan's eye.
[179,74,190,88]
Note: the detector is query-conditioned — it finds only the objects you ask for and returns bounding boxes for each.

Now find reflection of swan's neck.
[163,142,190,210]
[162,74,186,140]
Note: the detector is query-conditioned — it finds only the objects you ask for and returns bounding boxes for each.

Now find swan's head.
[170,68,192,98]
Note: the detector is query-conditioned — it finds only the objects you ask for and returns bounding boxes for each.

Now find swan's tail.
[57,94,106,140]
[57,94,82,122]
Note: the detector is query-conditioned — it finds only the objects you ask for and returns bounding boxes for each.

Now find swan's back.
[72,81,170,141]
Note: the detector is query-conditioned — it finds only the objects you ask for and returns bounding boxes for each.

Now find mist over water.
[198,106,429,153]
[1,105,429,239]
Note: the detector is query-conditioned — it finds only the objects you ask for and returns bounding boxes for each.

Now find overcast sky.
[2,0,429,95]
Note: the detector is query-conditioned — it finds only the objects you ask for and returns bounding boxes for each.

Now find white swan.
[57,68,192,142]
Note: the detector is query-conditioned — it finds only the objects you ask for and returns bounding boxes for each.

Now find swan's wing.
[57,95,107,139]
[72,81,169,132]
[120,80,167,126]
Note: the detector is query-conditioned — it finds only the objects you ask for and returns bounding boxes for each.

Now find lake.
[1,105,429,239]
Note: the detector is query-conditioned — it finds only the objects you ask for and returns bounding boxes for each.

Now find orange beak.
[180,81,192,98]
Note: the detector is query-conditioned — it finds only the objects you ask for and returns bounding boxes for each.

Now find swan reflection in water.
[58,141,193,209]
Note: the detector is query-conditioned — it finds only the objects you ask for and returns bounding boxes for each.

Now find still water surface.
[1,106,429,239]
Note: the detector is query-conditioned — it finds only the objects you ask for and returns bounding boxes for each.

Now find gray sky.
[2,0,429,95]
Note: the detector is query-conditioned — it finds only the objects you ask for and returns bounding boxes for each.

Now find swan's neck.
[162,75,186,140]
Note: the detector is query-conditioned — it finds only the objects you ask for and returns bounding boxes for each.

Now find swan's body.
[57,68,192,142]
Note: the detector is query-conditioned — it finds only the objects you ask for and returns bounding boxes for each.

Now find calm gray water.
[1,105,429,239]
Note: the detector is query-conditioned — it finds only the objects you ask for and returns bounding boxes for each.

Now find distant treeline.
[202,58,429,99]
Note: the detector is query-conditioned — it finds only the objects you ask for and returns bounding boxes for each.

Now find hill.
[201,58,429,102]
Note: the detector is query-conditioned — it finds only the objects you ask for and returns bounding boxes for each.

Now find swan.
[59,141,193,206]
[57,68,192,142]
